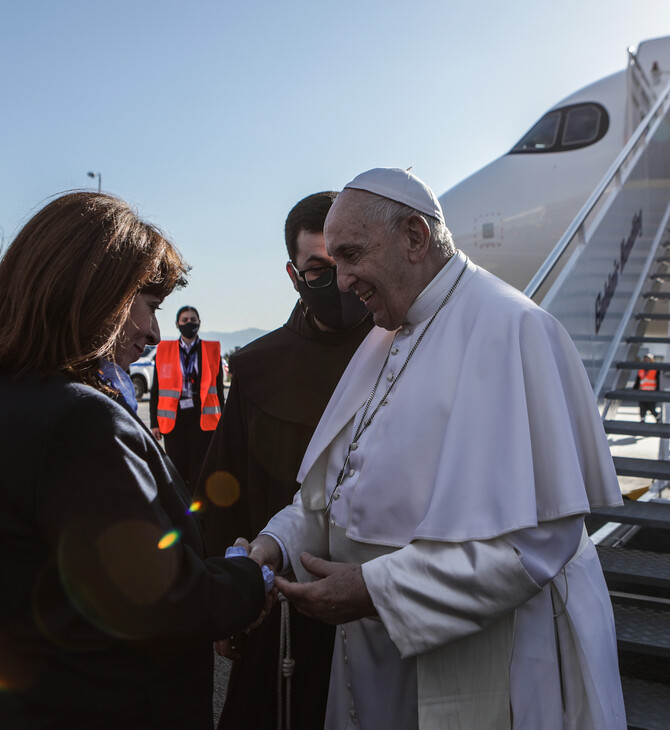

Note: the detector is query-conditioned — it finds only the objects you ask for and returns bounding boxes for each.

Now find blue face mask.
[296,277,369,330]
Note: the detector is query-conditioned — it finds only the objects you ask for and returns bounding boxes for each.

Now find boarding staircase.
[525,49,670,730]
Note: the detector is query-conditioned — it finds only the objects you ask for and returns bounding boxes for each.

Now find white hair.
[358,195,455,256]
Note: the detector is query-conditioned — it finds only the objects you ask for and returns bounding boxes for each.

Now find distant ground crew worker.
[634,352,661,422]
[150,306,225,491]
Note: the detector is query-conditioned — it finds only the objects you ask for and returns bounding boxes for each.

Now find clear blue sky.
[2,0,670,335]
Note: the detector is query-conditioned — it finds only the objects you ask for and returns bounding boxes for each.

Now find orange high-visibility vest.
[638,368,658,391]
[156,339,222,434]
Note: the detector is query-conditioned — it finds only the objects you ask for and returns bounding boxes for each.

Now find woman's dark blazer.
[0,372,264,729]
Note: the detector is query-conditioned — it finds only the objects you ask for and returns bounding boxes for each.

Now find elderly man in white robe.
[239,168,627,729]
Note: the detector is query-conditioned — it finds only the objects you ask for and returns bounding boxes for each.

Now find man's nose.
[336,268,354,292]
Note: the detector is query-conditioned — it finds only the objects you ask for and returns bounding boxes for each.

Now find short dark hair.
[176,306,200,323]
[0,192,189,386]
[284,191,338,261]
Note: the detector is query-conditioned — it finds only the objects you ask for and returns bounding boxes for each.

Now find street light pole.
[87,171,102,192]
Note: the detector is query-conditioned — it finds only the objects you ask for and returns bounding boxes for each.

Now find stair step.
[627,336,670,344]
[613,456,670,480]
[655,255,670,263]
[617,361,670,371]
[613,601,670,658]
[590,499,670,529]
[642,291,670,299]
[635,313,670,321]
[598,546,670,589]
[622,675,670,730]
[604,420,670,438]
[606,389,670,402]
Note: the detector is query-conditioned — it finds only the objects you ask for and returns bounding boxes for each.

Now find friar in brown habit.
[196,191,373,730]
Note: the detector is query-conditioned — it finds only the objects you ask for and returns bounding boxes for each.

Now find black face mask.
[178,322,200,339]
[297,277,369,330]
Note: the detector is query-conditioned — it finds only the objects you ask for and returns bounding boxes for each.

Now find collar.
[179,335,199,352]
[404,250,467,326]
[99,359,138,412]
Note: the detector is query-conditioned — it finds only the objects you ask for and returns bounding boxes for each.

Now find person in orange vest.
[634,353,661,422]
[150,306,225,491]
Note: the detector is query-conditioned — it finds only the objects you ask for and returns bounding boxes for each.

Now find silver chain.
[324,258,469,514]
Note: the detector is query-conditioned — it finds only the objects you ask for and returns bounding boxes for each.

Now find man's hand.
[237,535,282,574]
[275,553,375,625]
[214,636,240,660]
[151,427,162,441]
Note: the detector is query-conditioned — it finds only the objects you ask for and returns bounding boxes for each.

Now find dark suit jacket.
[0,371,264,729]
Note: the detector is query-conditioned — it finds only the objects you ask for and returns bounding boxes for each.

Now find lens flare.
[158,529,181,549]
[187,500,203,513]
[205,471,240,507]
[44,519,181,641]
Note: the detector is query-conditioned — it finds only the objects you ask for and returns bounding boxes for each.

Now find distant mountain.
[200,328,268,354]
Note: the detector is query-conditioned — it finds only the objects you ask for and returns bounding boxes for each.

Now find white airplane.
[438,35,670,292]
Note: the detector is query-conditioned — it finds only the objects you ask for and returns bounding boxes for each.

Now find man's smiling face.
[324,190,418,331]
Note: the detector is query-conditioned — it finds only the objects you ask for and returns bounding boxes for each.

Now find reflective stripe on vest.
[638,368,658,391]
[155,339,222,433]
[159,389,181,399]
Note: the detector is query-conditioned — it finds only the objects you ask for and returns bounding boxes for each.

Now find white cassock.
[264,251,627,729]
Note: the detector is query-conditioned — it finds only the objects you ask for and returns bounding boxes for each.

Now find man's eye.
[304,267,330,281]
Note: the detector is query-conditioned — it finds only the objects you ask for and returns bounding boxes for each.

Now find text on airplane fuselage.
[594,209,643,334]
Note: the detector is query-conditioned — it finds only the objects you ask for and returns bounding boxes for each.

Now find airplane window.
[563,105,601,145]
[511,112,560,151]
[509,102,608,154]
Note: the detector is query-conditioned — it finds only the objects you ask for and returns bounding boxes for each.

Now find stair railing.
[625,45,656,138]
[524,76,670,405]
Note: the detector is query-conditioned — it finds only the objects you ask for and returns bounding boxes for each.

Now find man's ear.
[286,262,300,293]
[405,215,431,263]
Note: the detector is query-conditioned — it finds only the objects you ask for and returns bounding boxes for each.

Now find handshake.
[215,535,375,659]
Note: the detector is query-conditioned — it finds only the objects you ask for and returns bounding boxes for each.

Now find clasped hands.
[215,534,375,659]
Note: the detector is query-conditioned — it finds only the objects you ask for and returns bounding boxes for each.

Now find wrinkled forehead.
[324,190,380,245]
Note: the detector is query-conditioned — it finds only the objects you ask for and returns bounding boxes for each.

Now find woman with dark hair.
[0,192,266,729]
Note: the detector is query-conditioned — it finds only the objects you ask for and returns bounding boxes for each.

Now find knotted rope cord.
[277,594,294,730]
[324,258,469,515]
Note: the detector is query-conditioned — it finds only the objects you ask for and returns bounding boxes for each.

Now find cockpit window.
[509,102,609,154]
[512,111,560,151]
[562,105,601,145]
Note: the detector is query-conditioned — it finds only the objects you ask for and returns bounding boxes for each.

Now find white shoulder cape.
[297,252,622,545]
